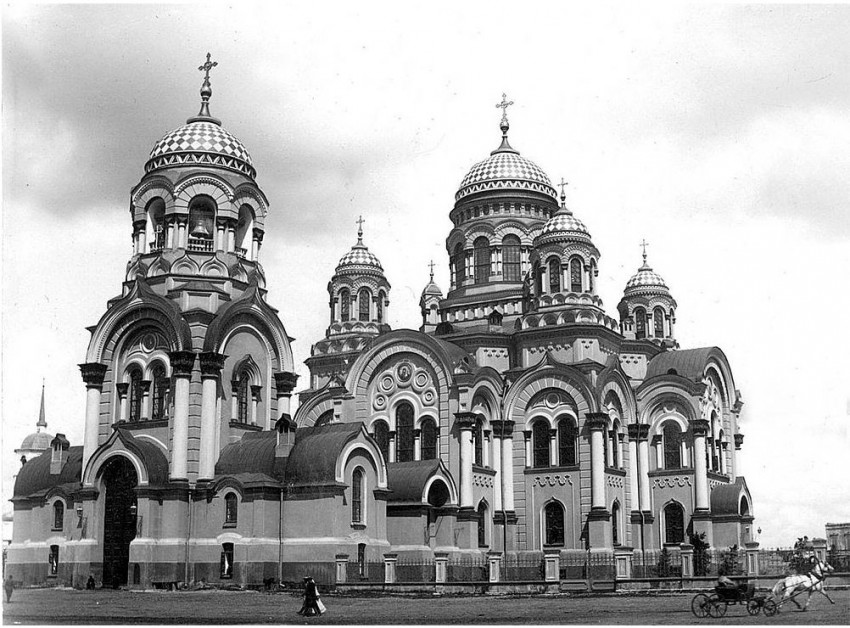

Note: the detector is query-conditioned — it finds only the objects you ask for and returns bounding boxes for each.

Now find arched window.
[453,244,465,287]
[610,421,620,468]
[236,371,250,423]
[663,502,685,544]
[589,259,596,293]
[315,409,334,427]
[654,307,665,338]
[474,417,484,467]
[420,418,437,460]
[53,501,64,531]
[146,198,165,252]
[502,235,521,281]
[377,291,385,323]
[548,257,561,293]
[352,467,364,524]
[150,363,168,421]
[187,195,216,251]
[473,237,491,284]
[49,545,59,576]
[396,403,415,462]
[477,501,488,547]
[220,543,234,578]
[534,261,543,295]
[235,204,254,258]
[358,288,371,322]
[128,367,143,422]
[570,257,583,293]
[635,308,647,340]
[532,420,550,468]
[557,416,577,466]
[612,502,621,546]
[340,289,350,322]
[372,420,390,462]
[663,422,683,469]
[544,501,565,546]
[224,493,238,526]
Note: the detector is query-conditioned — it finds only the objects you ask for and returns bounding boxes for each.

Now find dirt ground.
[2,586,848,625]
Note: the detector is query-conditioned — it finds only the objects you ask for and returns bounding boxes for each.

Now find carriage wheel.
[691,593,711,618]
[746,600,762,616]
[707,595,727,618]
[762,599,778,617]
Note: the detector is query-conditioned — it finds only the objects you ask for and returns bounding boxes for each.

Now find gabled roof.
[386,459,442,502]
[284,422,364,487]
[13,446,83,498]
[645,347,726,381]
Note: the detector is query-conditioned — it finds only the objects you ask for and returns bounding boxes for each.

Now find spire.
[37,379,47,431]
[640,238,651,270]
[555,177,572,216]
[355,215,365,247]
[491,93,518,155]
[187,52,222,126]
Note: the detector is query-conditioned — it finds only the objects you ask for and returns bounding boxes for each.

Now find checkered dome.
[457,151,556,201]
[337,245,384,272]
[147,121,254,177]
[626,265,669,291]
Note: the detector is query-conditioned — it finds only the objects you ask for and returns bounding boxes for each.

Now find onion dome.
[335,219,385,277]
[534,185,594,246]
[421,262,443,298]
[624,248,671,296]
[455,109,556,202]
[145,53,256,179]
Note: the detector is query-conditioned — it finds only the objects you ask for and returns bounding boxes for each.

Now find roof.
[711,477,750,516]
[284,422,363,486]
[146,120,255,178]
[13,446,83,498]
[457,148,556,202]
[126,432,170,486]
[216,431,278,477]
[18,430,54,452]
[537,209,591,242]
[645,347,725,381]
[386,460,442,502]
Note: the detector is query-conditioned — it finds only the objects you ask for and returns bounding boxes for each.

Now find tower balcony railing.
[188,236,214,252]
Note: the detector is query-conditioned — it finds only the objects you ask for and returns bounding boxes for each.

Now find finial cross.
[198,52,218,81]
[428,259,435,280]
[558,178,569,196]
[495,93,514,123]
[356,215,365,243]
[640,238,649,263]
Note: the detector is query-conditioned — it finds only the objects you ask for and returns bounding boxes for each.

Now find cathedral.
[8,62,755,588]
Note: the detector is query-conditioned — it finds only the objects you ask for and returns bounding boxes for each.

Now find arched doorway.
[101,457,138,588]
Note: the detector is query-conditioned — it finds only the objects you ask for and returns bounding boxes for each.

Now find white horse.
[771,556,835,611]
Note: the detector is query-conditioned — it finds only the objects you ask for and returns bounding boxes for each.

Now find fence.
[339,546,844,587]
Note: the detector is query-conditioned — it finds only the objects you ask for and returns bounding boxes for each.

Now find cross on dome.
[428,259,435,281]
[495,93,514,125]
[356,215,365,245]
[188,52,221,125]
[640,238,650,266]
[198,52,218,81]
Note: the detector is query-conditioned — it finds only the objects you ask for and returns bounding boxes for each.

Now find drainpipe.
[184,488,193,585]
[278,487,284,584]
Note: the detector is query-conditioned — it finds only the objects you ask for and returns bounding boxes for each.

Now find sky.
[2,2,849,549]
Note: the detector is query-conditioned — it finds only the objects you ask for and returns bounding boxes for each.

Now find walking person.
[4,574,14,603]
[297,576,325,616]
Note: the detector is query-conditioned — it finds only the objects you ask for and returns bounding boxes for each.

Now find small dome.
[626,264,669,291]
[336,243,384,271]
[146,121,255,179]
[540,210,591,238]
[457,151,556,202]
[422,279,443,297]
[18,430,53,452]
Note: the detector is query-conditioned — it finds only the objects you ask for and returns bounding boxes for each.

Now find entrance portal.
[101,457,138,588]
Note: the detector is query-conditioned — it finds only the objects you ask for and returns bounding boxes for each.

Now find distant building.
[826,523,850,551]
[14,383,53,467]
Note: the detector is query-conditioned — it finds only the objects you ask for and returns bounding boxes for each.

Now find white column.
[137,224,147,255]
[80,363,107,475]
[251,235,259,261]
[140,380,152,421]
[501,422,515,511]
[166,220,175,249]
[414,430,422,461]
[524,430,532,467]
[227,223,236,252]
[198,352,224,482]
[458,414,475,508]
[169,351,194,481]
[177,220,187,249]
[388,431,397,463]
[627,427,640,511]
[638,430,651,511]
[693,420,710,511]
[116,383,129,424]
[654,435,663,469]
[589,415,606,510]
[250,386,261,425]
[491,431,503,511]
[482,430,491,467]
[549,428,557,466]
[273,372,298,422]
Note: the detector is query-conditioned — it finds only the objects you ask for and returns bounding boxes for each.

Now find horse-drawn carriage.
[691,583,777,618]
